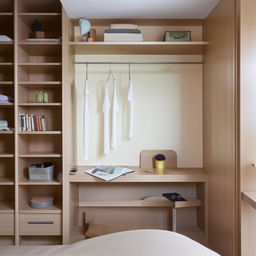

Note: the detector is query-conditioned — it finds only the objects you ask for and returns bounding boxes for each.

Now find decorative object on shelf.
[154,154,166,171]
[30,196,54,208]
[33,20,45,39]
[69,167,77,175]
[164,31,191,41]
[35,91,49,103]
[79,18,91,41]
[87,28,97,42]
[19,112,47,131]
[28,162,54,181]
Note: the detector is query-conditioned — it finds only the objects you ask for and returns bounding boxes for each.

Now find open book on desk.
[84,166,135,181]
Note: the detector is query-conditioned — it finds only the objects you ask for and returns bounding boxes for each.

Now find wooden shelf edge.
[18,63,62,66]
[18,12,61,16]
[79,197,201,208]
[19,154,62,158]
[18,131,62,134]
[18,103,62,106]
[69,41,208,46]
[19,81,62,85]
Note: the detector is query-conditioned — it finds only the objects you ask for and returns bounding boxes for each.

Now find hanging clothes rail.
[74,61,203,65]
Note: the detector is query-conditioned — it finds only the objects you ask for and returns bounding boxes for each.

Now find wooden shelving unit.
[0,0,15,245]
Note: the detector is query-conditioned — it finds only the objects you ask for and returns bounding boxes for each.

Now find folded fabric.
[110,24,138,29]
[0,94,9,102]
[105,29,141,34]
[0,35,12,41]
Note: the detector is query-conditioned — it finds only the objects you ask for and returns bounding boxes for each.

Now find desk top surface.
[69,166,207,183]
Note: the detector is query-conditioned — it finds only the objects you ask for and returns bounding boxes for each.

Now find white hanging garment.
[103,81,111,154]
[111,79,120,149]
[83,79,90,160]
[128,78,134,139]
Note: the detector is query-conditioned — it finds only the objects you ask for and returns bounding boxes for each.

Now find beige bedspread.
[0,229,220,256]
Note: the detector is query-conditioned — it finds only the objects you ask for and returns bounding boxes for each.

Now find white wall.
[74,54,203,167]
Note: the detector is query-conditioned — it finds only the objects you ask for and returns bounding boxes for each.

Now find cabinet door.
[240,0,256,255]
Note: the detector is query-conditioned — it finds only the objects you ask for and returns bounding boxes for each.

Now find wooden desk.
[68,167,208,245]
[69,167,207,183]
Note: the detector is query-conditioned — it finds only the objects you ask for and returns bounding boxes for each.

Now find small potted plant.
[154,154,166,171]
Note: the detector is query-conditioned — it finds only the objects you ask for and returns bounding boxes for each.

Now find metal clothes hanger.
[107,64,115,81]
[129,63,131,80]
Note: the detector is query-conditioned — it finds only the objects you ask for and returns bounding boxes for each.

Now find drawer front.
[20,214,61,235]
[0,214,14,235]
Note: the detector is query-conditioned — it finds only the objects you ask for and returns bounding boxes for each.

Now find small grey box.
[28,162,54,181]
[164,31,191,41]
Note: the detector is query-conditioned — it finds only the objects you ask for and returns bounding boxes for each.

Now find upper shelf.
[69,41,208,55]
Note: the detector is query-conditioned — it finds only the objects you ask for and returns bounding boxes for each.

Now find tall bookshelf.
[0,0,15,246]
[0,0,63,245]
[17,0,63,245]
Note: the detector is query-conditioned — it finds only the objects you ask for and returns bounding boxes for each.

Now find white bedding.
[0,229,220,256]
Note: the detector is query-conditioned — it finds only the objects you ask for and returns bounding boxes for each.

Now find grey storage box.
[28,162,54,181]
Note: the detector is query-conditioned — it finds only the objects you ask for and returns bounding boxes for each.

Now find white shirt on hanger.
[103,81,111,154]
[128,78,134,139]
[111,79,120,149]
[83,79,90,160]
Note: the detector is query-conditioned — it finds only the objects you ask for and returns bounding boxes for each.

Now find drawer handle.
[27,221,54,225]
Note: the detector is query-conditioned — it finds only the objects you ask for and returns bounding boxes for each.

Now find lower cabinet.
[19,214,61,236]
[0,214,14,235]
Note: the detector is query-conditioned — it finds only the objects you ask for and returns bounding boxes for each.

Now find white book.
[85,166,135,181]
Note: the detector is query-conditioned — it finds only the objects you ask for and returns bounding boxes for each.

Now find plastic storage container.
[28,162,54,181]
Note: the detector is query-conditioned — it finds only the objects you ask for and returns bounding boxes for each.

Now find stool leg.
[172,208,177,232]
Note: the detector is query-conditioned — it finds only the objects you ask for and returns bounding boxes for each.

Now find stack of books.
[19,113,47,131]
[104,24,143,42]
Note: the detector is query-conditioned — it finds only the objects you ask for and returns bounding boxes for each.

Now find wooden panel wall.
[240,0,256,255]
[203,0,238,255]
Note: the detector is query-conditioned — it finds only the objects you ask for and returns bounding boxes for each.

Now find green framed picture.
[164,31,191,41]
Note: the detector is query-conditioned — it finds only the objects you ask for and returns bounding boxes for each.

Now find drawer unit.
[19,214,61,236]
[0,214,14,235]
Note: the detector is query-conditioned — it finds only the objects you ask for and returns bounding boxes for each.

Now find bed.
[0,229,220,256]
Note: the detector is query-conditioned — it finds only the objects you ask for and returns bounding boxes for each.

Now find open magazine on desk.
[84,166,135,181]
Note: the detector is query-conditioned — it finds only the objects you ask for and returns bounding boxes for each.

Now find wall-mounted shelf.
[79,197,201,208]
[69,41,208,55]
[0,154,14,158]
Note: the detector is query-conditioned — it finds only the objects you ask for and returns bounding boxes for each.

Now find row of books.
[19,113,47,131]
[104,24,143,42]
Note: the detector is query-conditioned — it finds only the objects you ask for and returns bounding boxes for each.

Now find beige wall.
[74,55,203,167]
[203,0,237,255]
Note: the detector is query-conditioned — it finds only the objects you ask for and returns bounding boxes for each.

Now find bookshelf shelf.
[19,103,62,106]
[18,12,61,16]
[0,177,14,185]
[19,63,62,66]
[19,131,61,134]
[0,103,14,107]
[0,154,14,158]
[19,204,62,214]
[0,81,13,85]
[0,200,14,213]
[19,179,61,186]
[0,12,13,15]
[19,153,62,158]
[0,62,13,66]
[19,81,62,85]
[19,42,61,46]
[0,42,13,45]
[0,131,14,134]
